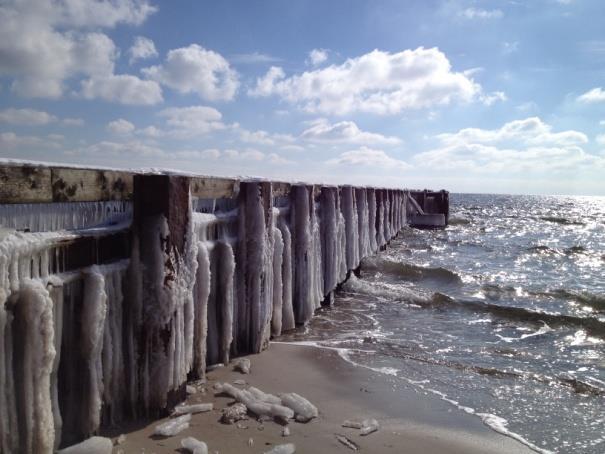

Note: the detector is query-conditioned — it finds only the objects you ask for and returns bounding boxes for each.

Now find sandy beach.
[105,343,535,453]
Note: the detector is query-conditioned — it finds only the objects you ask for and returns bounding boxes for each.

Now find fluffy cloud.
[328,146,410,170]
[107,119,135,134]
[459,8,503,19]
[436,117,587,147]
[0,131,62,149]
[415,117,603,173]
[129,36,158,64]
[300,119,401,145]
[0,0,156,98]
[0,108,57,125]
[307,49,328,66]
[143,44,239,101]
[596,134,605,146]
[80,75,163,105]
[577,87,605,104]
[157,105,226,136]
[238,128,295,146]
[249,47,481,115]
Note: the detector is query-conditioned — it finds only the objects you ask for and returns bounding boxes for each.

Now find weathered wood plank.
[0,166,52,203]
[272,182,291,197]
[51,168,133,202]
[190,176,238,199]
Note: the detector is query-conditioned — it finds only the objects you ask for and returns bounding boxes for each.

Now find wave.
[360,337,605,397]
[361,257,462,285]
[430,293,605,338]
[342,275,431,304]
[448,215,471,225]
[526,244,588,255]
[534,289,605,313]
[539,216,585,226]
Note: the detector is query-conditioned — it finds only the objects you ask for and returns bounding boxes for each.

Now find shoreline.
[106,343,536,453]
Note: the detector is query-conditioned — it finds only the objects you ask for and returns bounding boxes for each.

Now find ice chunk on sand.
[57,436,113,454]
[186,385,197,395]
[233,358,251,374]
[264,443,296,454]
[281,427,290,437]
[360,418,379,435]
[153,414,191,437]
[342,418,380,435]
[248,386,282,405]
[220,403,248,424]
[173,403,213,415]
[181,436,208,454]
[214,382,294,421]
[279,393,318,422]
[342,420,364,429]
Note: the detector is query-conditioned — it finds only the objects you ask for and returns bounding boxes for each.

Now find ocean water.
[280,193,605,454]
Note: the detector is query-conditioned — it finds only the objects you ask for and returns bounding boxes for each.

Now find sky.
[1,0,605,195]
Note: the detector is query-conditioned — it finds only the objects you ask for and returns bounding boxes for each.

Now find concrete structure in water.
[0,163,449,453]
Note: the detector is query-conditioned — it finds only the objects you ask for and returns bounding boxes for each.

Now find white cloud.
[415,117,603,174]
[300,118,401,145]
[68,140,164,158]
[600,120,605,126]
[328,146,411,170]
[107,118,135,134]
[577,87,605,104]
[223,148,266,161]
[0,108,57,125]
[0,131,61,149]
[80,74,163,105]
[307,49,328,66]
[129,36,158,64]
[0,0,155,98]
[596,134,605,146]
[502,41,519,55]
[158,105,226,136]
[231,52,281,64]
[238,128,295,146]
[480,91,507,106]
[459,8,503,19]
[63,117,85,126]
[436,117,588,147]
[143,44,239,101]
[249,47,482,115]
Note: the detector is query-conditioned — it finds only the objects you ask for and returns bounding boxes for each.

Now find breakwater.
[0,163,448,452]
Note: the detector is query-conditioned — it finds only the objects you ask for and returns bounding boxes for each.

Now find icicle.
[278,216,295,331]
[291,186,313,325]
[341,187,360,271]
[310,195,323,309]
[320,187,338,296]
[81,268,107,437]
[356,188,371,258]
[48,283,64,451]
[218,242,235,365]
[193,243,211,377]
[15,280,56,454]
[271,225,284,336]
[368,189,377,253]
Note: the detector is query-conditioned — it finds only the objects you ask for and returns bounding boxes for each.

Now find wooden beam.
[51,168,133,202]
[190,176,238,199]
[0,166,52,203]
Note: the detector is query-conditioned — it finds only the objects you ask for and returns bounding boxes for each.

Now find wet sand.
[107,343,535,453]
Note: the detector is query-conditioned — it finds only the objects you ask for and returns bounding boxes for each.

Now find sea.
[280,193,605,454]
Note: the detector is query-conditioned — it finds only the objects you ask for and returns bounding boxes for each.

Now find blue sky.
[1,0,605,195]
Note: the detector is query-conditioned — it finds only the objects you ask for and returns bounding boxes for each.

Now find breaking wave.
[361,257,462,285]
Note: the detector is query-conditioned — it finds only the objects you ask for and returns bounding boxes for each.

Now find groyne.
[0,163,448,452]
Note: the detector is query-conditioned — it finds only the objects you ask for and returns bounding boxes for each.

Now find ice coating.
[0,174,412,452]
[153,413,191,437]
[181,436,208,454]
[279,393,318,423]
[264,443,296,454]
[56,436,113,454]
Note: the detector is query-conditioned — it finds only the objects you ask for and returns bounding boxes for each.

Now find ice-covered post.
[235,181,274,354]
[130,174,194,415]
